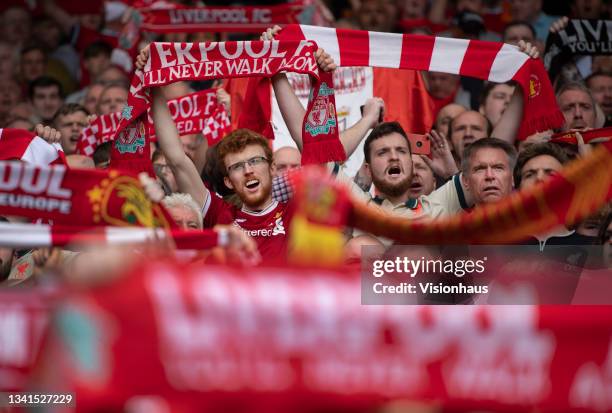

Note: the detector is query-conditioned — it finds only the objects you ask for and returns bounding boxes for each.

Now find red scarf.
[279,25,565,139]
[0,161,174,228]
[78,89,230,156]
[0,221,221,250]
[0,128,66,166]
[138,3,304,34]
[119,3,306,62]
[114,40,345,172]
[550,127,612,145]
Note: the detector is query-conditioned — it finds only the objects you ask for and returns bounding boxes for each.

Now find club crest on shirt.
[272,215,285,236]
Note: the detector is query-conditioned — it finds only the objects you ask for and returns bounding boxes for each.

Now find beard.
[371,173,412,198]
[235,177,273,209]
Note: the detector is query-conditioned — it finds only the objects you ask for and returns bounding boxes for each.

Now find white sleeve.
[420,174,470,218]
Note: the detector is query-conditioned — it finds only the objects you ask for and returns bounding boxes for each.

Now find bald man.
[273,146,301,177]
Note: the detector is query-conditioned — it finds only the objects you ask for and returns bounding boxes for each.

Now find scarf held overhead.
[78,89,230,156]
[114,40,345,170]
[138,3,305,33]
[544,19,612,82]
[278,24,565,139]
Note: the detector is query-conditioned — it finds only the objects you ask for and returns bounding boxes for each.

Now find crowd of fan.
[0,0,611,285]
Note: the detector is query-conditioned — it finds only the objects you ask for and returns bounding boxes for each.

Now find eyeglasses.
[227,156,270,175]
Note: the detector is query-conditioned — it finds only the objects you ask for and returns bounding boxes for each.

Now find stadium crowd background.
[0,0,611,411]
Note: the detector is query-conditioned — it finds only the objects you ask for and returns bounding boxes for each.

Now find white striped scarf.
[278,25,565,138]
[0,222,224,250]
[0,128,65,166]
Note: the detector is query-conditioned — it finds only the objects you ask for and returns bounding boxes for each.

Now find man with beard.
[52,103,89,155]
[143,46,337,261]
[349,122,466,220]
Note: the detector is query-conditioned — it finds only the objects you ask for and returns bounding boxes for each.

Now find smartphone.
[406,133,430,155]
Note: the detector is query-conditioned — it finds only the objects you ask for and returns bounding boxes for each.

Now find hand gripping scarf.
[279,24,565,139]
[113,40,345,172]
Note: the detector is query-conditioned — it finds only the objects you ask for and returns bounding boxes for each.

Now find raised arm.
[136,47,209,208]
[492,40,539,144]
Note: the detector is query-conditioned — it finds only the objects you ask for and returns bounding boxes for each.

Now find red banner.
[29,259,612,412]
[139,3,304,33]
[0,161,174,228]
[77,89,230,156]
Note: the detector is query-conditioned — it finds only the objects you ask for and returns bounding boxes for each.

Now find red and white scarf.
[0,128,65,166]
[278,25,565,139]
[0,161,175,228]
[113,40,345,171]
[77,89,231,156]
[0,222,221,250]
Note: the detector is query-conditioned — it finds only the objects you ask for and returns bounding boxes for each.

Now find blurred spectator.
[0,79,22,127]
[0,41,16,82]
[449,110,491,161]
[81,82,105,113]
[83,41,113,84]
[408,154,436,197]
[66,154,95,168]
[508,0,560,42]
[502,21,536,45]
[52,103,89,155]
[556,82,596,131]
[153,150,179,195]
[514,142,568,189]
[29,76,64,124]
[1,6,31,49]
[6,117,34,130]
[8,102,36,126]
[20,43,48,86]
[97,65,129,87]
[586,72,612,126]
[356,0,399,32]
[479,82,515,126]
[96,82,127,115]
[161,193,204,230]
[273,146,301,177]
[426,72,471,114]
[446,11,501,41]
[31,15,80,80]
[433,103,467,138]
[180,134,203,161]
[571,0,605,19]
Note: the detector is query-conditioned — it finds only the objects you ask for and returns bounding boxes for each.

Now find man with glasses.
[152,83,294,261]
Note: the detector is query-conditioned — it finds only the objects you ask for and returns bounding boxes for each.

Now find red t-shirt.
[203,193,296,262]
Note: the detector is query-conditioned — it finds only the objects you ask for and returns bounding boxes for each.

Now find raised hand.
[518,40,539,59]
[422,129,458,179]
[35,124,62,144]
[135,45,150,71]
[314,48,337,72]
[260,25,282,41]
